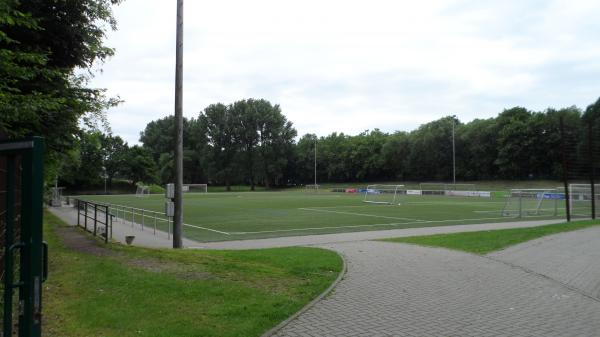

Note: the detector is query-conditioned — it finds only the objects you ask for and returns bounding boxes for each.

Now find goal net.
[135,185,150,197]
[305,184,320,192]
[183,184,208,193]
[363,185,404,205]
[502,189,559,217]
[568,184,600,218]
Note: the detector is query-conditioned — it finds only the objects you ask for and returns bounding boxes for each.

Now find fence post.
[560,116,571,222]
[154,214,157,235]
[589,122,596,220]
[141,209,145,231]
[131,207,134,227]
[84,202,88,231]
[77,199,80,227]
[93,204,98,235]
[518,193,522,218]
[105,206,109,243]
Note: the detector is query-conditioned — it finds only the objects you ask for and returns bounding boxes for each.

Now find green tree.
[0,0,121,181]
[101,133,128,188]
[122,145,157,185]
[199,103,239,190]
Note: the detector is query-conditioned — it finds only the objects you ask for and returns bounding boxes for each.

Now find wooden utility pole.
[173,0,184,248]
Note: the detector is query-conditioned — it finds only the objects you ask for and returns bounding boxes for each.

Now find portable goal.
[135,185,150,197]
[183,183,208,193]
[305,184,320,192]
[363,185,404,205]
[502,188,559,217]
[568,183,600,218]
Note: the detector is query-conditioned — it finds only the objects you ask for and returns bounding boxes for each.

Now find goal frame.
[304,184,320,192]
[502,188,559,217]
[183,183,208,193]
[135,185,150,197]
[363,184,404,205]
[568,183,600,218]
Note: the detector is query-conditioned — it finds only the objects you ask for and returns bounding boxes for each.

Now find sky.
[90,0,600,145]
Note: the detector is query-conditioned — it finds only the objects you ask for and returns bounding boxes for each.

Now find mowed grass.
[80,190,566,242]
[382,220,600,254]
[43,211,343,337]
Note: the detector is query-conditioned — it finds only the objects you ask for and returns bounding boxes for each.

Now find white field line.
[474,208,558,214]
[183,223,230,235]
[407,201,505,206]
[298,207,420,221]
[225,215,553,235]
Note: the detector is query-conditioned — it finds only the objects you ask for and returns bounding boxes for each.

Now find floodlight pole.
[314,137,317,187]
[173,0,184,248]
[452,116,456,185]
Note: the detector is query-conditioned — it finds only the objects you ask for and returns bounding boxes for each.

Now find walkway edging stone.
[261,250,348,337]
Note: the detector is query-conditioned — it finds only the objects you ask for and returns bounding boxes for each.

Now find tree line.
[2,1,598,191]
[58,97,600,191]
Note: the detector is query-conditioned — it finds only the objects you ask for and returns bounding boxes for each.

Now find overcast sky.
[90,0,600,145]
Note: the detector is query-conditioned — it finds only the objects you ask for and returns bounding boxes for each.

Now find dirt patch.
[55,226,215,281]
[126,258,215,280]
[55,226,115,257]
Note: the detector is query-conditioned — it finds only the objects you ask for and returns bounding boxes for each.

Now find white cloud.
[90,0,600,144]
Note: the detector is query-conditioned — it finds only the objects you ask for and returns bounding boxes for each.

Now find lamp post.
[314,136,317,188]
[452,115,456,185]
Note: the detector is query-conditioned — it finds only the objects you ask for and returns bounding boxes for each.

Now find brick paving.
[489,225,600,300]
[274,239,600,337]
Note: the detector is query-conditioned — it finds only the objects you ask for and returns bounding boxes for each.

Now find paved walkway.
[274,239,600,337]
[48,205,200,248]
[193,219,562,250]
[489,225,600,300]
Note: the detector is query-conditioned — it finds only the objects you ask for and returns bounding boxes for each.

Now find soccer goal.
[135,185,150,197]
[305,184,320,192]
[50,186,65,206]
[568,183,600,218]
[363,185,404,205]
[183,183,208,193]
[501,189,559,217]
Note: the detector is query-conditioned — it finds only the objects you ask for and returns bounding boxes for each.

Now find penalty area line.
[298,207,420,221]
[183,223,230,235]
[227,215,538,235]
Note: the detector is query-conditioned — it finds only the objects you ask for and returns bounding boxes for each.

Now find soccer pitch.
[80,191,565,242]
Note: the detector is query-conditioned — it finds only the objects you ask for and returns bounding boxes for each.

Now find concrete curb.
[260,250,348,337]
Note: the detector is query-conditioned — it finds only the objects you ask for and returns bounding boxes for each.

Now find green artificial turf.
[78,189,567,242]
[382,220,600,254]
[43,211,342,337]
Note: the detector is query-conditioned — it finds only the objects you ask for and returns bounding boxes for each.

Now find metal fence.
[75,199,113,244]
[105,203,172,239]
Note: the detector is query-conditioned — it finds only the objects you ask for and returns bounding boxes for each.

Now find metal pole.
[314,137,317,188]
[3,156,15,337]
[560,117,571,222]
[452,117,456,185]
[173,0,184,248]
[589,122,596,219]
[94,204,97,235]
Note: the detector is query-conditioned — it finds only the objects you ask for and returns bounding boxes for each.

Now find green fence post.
[3,155,16,337]
[18,137,45,337]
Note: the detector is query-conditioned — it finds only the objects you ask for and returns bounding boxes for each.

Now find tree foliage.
[0,0,121,182]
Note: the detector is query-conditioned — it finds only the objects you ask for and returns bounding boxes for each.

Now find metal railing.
[75,199,113,243]
[93,201,172,239]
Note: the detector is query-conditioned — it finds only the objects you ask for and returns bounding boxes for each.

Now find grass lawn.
[79,189,566,242]
[43,211,343,337]
[382,220,600,254]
